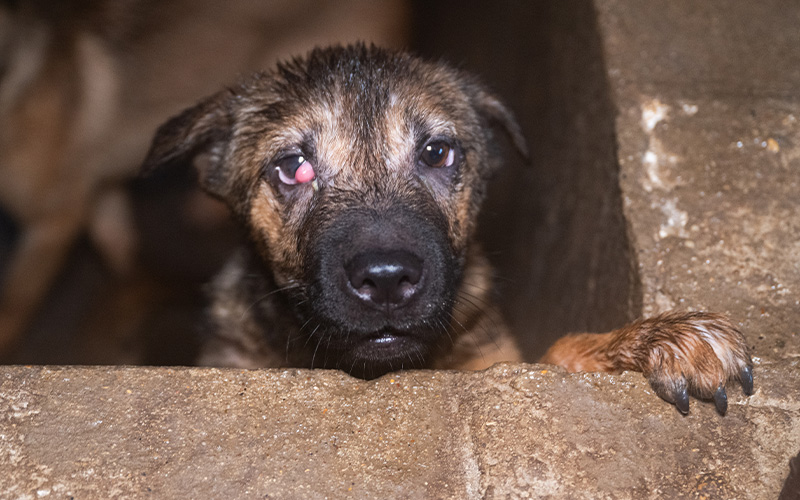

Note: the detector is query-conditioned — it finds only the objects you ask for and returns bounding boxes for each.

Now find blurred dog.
[0,0,407,352]
[144,44,753,414]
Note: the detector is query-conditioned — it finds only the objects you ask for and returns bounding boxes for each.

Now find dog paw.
[631,312,753,415]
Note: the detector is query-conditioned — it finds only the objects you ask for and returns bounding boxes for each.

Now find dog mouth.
[333,327,436,377]
[368,332,399,344]
[360,329,422,352]
[361,330,424,352]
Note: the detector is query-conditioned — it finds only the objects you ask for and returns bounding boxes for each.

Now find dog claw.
[740,365,754,396]
[714,386,728,415]
[675,387,690,414]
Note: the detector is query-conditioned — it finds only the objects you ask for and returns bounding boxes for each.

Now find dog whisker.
[445,310,470,339]
[435,318,455,347]
[240,284,300,321]
[413,346,425,367]
[297,317,316,334]
[457,279,496,295]
[445,308,487,363]
[454,292,503,348]
[310,330,326,369]
[455,288,493,310]
[425,317,452,348]
[303,323,322,350]
[285,318,316,349]
[323,328,337,367]
[455,304,503,353]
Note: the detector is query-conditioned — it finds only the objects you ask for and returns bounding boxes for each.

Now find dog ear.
[474,90,529,162]
[141,89,235,199]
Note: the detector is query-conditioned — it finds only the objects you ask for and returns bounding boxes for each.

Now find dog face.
[144,45,525,375]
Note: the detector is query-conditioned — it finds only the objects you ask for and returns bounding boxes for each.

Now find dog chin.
[335,330,436,379]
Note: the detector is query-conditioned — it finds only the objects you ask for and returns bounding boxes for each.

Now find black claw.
[714,386,728,415]
[740,365,754,396]
[675,387,690,414]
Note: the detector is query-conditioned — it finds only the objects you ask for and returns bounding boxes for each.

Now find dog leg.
[540,311,754,414]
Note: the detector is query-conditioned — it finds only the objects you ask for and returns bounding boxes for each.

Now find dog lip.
[368,333,400,344]
[360,330,421,349]
[355,331,420,360]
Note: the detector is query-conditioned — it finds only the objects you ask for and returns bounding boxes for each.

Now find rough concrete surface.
[2,363,799,499]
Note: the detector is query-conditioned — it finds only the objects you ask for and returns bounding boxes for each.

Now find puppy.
[143,44,753,413]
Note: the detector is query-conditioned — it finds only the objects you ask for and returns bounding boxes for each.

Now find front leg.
[540,312,754,414]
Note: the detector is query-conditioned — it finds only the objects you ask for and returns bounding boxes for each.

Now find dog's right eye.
[275,155,316,185]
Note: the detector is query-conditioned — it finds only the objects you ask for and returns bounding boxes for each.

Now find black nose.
[346,251,423,307]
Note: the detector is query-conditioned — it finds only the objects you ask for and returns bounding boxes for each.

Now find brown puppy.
[143,44,753,413]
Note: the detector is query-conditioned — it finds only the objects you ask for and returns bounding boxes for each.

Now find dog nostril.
[355,278,378,296]
[346,251,423,306]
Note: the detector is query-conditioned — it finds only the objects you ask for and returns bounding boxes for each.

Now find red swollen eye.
[276,155,316,185]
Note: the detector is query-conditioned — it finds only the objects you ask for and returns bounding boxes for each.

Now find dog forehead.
[263,51,473,164]
[312,86,460,157]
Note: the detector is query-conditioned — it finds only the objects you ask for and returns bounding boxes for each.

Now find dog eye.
[419,142,455,168]
[276,155,316,185]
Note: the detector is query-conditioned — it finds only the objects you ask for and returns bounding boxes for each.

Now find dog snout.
[345,250,423,307]
[307,204,456,336]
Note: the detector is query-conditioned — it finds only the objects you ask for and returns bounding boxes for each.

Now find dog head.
[143,44,525,376]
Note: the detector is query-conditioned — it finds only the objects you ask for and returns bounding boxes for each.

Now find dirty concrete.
[2,362,798,499]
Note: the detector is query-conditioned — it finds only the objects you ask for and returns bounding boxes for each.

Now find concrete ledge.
[2,363,798,498]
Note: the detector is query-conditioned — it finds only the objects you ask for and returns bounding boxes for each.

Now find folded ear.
[141,89,235,199]
[473,89,529,162]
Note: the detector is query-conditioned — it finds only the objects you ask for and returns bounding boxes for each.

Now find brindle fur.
[144,44,753,412]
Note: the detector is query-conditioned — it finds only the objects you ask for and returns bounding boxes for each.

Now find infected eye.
[275,155,316,185]
[419,141,455,168]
